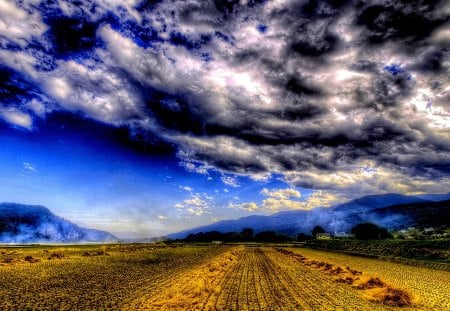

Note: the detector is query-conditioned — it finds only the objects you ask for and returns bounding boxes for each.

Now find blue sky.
[0,0,449,237]
[0,112,314,236]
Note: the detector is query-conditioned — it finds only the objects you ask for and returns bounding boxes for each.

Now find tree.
[311,226,326,237]
[254,231,293,243]
[296,233,312,241]
[254,231,277,242]
[240,228,255,241]
[351,223,390,240]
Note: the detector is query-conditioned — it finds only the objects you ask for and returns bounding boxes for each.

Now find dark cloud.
[411,48,449,73]
[285,76,323,96]
[290,32,340,57]
[0,0,449,193]
[356,1,449,47]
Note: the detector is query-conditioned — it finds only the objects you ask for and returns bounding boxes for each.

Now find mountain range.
[168,193,450,239]
[0,203,117,243]
[2,192,449,243]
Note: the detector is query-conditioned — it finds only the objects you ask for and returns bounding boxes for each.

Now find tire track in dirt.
[254,248,304,310]
[215,250,246,309]
[213,247,305,310]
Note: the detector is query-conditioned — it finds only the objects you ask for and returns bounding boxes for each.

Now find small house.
[316,233,331,240]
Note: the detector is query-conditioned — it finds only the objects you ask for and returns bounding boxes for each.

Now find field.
[0,244,449,310]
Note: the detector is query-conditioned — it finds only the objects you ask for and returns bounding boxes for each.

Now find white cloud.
[221,176,241,188]
[260,188,301,199]
[261,197,304,212]
[179,186,193,192]
[230,187,342,213]
[229,202,259,212]
[0,49,39,79]
[174,193,214,216]
[157,215,168,220]
[25,99,47,117]
[42,59,144,124]
[0,1,47,48]
[284,160,450,197]
[98,25,174,90]
[0,107,32,129]
[22,162,36,173]
[302,191,342,209]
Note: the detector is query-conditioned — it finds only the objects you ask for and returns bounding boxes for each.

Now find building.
[316,233,331,240]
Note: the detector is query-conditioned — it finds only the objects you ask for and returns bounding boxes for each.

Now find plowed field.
[1,244,448,310]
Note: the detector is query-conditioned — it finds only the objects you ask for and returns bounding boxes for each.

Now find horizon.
[2,191,449,239]
[1,0,449,239]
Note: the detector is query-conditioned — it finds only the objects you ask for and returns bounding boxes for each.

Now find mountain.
[332,193,427,213]
[168,194,449,239]
[0,203,117,243]
[415,192,450,202]
[365,199,450,230]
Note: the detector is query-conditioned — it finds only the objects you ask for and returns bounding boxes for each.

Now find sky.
[0,0,449,238]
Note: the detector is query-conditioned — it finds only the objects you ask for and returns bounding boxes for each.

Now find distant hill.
[0,203,117,243]
[365,199,450,230]
[168,193,449,239]
[415,192,450,202]
[332,193,427,213]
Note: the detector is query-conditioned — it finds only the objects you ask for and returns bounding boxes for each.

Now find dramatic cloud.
[230,188,341,213]
[1,0,449,199]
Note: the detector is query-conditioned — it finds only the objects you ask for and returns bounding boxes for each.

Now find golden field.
[0,244,449,310]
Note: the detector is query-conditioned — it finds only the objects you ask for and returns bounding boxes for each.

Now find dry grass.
[286,247,450,310]
[0,244,445,310]
[132,247,242,310]
[0,244,230,310]
[376,287,413,307]
[274,247,415,308]
[357,277,385,289]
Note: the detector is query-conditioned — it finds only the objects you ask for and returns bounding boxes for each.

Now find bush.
[351,223,391,240]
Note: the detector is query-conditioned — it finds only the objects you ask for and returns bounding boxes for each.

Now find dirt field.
[1,244,449,310]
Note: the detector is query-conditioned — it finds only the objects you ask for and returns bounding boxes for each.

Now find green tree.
[311,226,325,237]
[351,223,390,240]
[240,228,255,241]
[296,233,312,241]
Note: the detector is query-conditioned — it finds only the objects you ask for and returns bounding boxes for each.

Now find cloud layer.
[1,0,449,197]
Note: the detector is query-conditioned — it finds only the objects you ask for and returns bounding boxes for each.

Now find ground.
[0,244,449,310]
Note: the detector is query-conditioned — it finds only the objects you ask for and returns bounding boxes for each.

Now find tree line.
[184,228,293,243]
[178,222,392,243]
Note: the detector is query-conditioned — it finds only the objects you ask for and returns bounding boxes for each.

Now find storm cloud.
[1,0,449,196]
